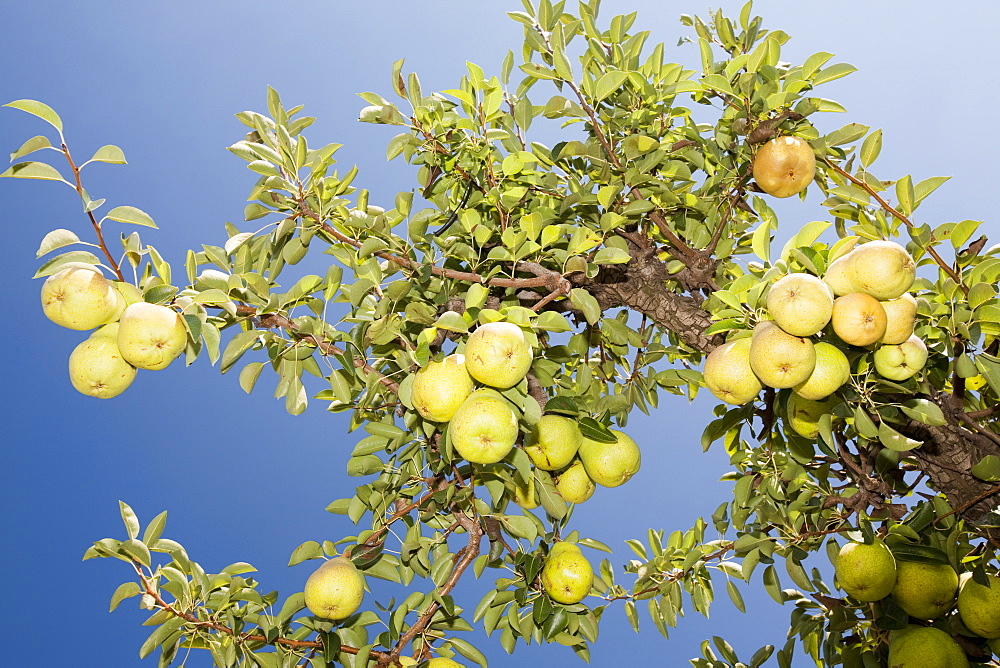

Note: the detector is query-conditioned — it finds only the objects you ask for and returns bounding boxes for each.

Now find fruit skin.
[831,293,887,346]
[117,302,188,370]
[703,337,762,405]
[833,240,916,300]
[957,572,1000,638]
[880,293,918,345]
[766,273,834,337]
[41,265,123,330]
[68,334,137,399]
[449,389,519,464]
[577,429,640,487]
[891,560,959,620]
[109,281,144,321]
[748,321,816,389]
[512,475,540,510]
[887,625,969,668]
[793,341,850,400]
[541,542,594,604]
[835,540,896,602]
[423,659,464,668]
[303,556,365,620]
[786,393,836,440]
[524,414,583,470]
[873,334,928,381]
[463,322,533,389]
[410,354,475,422]
[751,136,816,198]
[554,459,595,504]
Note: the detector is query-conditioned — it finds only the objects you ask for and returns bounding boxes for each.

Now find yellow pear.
[957,572,1000,638]
[463,322,532,389]
[554,459,595,504]
[751,136,816,198]
[41,264,124,330]
[749,321,816,389]
[411,354,475,422]
[880,293,918,344]
[837,240,916,300]
[873,334,928,382]
[793,341,850,400]
[449,389,519,464]
[577,429,640,487]
[68,333,137,399]
[541,542,593,604]
[786,393,836,440]
[303,556,365,620]
[423,659,464,668]
[523,415,583,470]
[891,560,959,620]
[512,475,540,510]
[887,626,969,668]
[835,540,896,602]
[703,337,763,405]
[766,273,834,337]
[117,302,188,370]
[831,293,887,346]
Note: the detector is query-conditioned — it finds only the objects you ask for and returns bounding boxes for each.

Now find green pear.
[957,572,1000,638]
[578,429,640,487]
[411,354,475,422]
[880,293,918,344]
[303,556,365,620]
[887,626,969,668]
[68,333,137,399]
[107,281,144,321]
[554,459,595,504]
[874,334,928,381]
[463,321,532,389]
[703,337,763,405]
[449,389,519,464]
[823,252,860,296]
[512,475,540,509]
[90,322,121,340]
[989,637,1000,657]
[523,415,583,470]
[832,293,887,346]
[766,273,833,337]
[117,302,188,370]
[41,264,124,330]
[793,341,850,400]
[541,542,593,604]
[749,321,816,389]
[423,659,464,668]
[891,559,959,620]
[786,393,836,440]
[835,540,896,602]
[837,240,916,300]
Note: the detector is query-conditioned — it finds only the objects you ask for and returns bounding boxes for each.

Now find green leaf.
[288,540,323,566]
[0,161,68,183]
[812,62,857,85]
[535,311,572,332]
[859,129,882,167]
[593,71,630,103]
[569,288,601,324]
[434,310,469,333]
[32,250,103,278]
[36,228,82,257]
[142,511,168,546]
[119,501,140,539]
[899,399,946,426]
[220,330,261,373]
[447,637,489,668]
[726,579,745,613]
[878,422,922,452]
[592,247,631,265]
[4,99,63,132]
[109,581,142,612]
[105,205,158,228]
[578,417,617,443]
[87,144,127,165]
[239,362,265,394]
[895,175,914,215]
[970,455,1000,482]
[10,135,52,160]
[974,353,1000,395]
[751,220,772,264]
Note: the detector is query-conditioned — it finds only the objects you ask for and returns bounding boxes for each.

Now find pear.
[891,559,959,620]
[554,459,595,504]
[880,293,918,344]
[117,302,188,370]
[873,334,928,381]
[703,337,763,405]
[835,540,896,602]
[766,273,834,337]
[424,659,464,668]
[68,333,137,399]
[786,393,836,440]
[823,253,859,297]
[748,321,816,389]
[831,293,887,346]
[957,572,1000,638]
[463,322,533,389]
[512,475,540,510]
[108,281,144,321]
[411,354,475,422]
[840,240,916,300]
[449,389,519,464]
[751,136,816,198]
[41,265,124,330]
[887,626,969,668]
[303,556,365,620]
[541,542,594,604]
[578,429,640,487]
[523,414,583,471]
[793,341,851,400]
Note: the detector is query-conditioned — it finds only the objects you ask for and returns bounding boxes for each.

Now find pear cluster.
[410,321,640,506]
[703,241,928,429]
[40,264,188,398]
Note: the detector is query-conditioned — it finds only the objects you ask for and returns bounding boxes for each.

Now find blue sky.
[2,1,999,666]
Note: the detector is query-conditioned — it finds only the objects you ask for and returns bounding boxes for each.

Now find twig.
[61,144,125,281]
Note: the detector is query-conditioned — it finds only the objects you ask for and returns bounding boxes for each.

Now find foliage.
[5,1,1000,666]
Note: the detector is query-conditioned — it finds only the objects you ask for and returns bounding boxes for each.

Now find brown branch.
[933,484,1000,528]
[61,144,125,281]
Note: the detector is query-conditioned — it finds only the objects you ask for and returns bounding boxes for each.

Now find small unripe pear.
[541,542,593,604]
[41,265,123,330]
[578,429,640,487]
[957,572,1000,638]
[303,556,365,620]
[117,302,188,370]
[554,459,595,504]
[449,389,519,464]
[793,341,850,400]
[835,540,896,602]
[68,335,137,398]
[891,560,959,620]
[887,626,969,668]
[410,354,474,422]
[786,393,837,440]
[873,334,928,381]
[524,415,583,470]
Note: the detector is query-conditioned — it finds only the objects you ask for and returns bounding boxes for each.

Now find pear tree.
[5,1,1000,666]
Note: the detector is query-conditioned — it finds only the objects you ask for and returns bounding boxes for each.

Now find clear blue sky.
[2,1,998,666]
